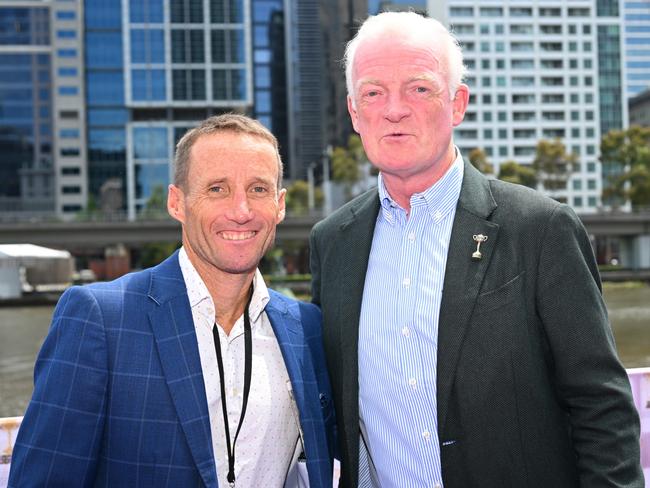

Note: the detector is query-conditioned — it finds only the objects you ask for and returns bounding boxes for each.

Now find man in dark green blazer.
[310,11,643,488]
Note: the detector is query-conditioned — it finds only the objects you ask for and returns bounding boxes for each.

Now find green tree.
[601,126,650,208]
[498,160,537,188]
[139,184,168,220]
[285,180,324,215]
[76,194,101,221]
[532,139,576,192]
[332,134,368,200]
[469,148,493,174]
[139,241,181,268]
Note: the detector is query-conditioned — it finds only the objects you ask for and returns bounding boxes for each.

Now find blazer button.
[319,393,328,407]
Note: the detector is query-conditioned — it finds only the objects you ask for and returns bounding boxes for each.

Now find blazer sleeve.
[535,204,643,487]
[9,286,108,488]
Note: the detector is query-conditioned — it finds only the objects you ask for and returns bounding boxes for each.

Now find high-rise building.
[0,1,87,220]
[623,0,650,98]
[428,1,625,213]
[629,87,650,126]
[252,0,365,181]
[1,0,366,221]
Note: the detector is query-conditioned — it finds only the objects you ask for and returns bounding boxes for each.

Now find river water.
[0,285,649,418]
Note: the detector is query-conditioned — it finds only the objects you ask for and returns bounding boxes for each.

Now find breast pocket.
[474,271,525,315]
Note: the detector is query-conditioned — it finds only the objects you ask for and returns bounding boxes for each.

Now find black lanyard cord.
[212,290,253,487]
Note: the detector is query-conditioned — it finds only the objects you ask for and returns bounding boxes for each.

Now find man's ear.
[451,84,470,126]
[347,95,360,133]
[276,188,286,224]
[167,184,185,223]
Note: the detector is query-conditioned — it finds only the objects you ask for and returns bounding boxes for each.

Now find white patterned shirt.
[179,248,300,487]
[358,152,464,487]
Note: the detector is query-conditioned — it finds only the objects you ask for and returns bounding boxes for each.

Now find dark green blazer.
[310,161,643,488]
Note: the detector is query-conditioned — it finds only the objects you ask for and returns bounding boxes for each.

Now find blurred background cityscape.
[0,0,650,418]
[0,0,649,275]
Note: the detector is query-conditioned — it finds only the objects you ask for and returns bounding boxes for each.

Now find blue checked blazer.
[9,251,336,487]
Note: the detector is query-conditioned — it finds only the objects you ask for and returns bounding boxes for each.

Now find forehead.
[190,132,279,175]
[352,36,445,83]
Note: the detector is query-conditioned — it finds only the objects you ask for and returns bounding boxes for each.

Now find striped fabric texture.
[358,155,463,487]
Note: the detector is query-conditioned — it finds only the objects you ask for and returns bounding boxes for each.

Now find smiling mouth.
[220,231,256,241]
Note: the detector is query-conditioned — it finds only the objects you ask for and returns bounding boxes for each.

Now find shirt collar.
[377,147,464,224]
[178,246,270,326]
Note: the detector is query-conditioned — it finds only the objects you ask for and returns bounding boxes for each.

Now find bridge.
[0,214,321,252]
[0,211,649,268]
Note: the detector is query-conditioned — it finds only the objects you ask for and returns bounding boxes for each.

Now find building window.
[58,86,79,96]
[170,0,203,23]
[131,29,165,63]
[212,68,246,100]
[62,204,82,212]
[59,128,80,138]
[56,30,76,39]
[132,69,166,101]
[133,127,168,159]
[61,166,81,174]
[450,7,473,16]
[568,8,590,17]
[61,148,80,157]
[58,67,78,77]
[62,185,81,194]
[171,29,204,63]
[57,48,77,58]
[56,10,76,20]
[130,0,164,23]
[479,7,502,17]
[173,69,206,100]
[509,5,534,16]
[211,29,245,63]
[60,110,79,119]
[135,163,169,199]
[210,0,244,23]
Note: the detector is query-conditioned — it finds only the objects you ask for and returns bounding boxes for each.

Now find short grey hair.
[174,113,283,190]
[344,11,467,100]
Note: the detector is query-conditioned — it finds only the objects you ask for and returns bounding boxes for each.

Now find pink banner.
[628,367,650,486]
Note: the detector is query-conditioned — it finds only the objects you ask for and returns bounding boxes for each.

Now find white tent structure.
[0,244,74,298]
[0,251,22,299]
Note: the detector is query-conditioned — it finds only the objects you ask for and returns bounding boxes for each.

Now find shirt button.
[408,232,416,242]
[401,326,410,337]
[402,277,411,287]
[408,377,417,389]
[434,211,442,220]
[434,483,442,488]
[423,430,431,441]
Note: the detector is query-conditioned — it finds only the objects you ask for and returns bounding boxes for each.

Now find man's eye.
[415,86,429,93]
[209,186,223,193]
[366,90,379,97]
[252,186,268,193]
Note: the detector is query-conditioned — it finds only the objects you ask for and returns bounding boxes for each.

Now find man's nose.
[384,93,410,122]
[225,191,253,223]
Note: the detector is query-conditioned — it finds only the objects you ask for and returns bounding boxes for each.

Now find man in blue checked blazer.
[9,114,336,488]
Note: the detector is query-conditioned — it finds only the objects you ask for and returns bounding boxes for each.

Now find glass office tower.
[0,6,54,217]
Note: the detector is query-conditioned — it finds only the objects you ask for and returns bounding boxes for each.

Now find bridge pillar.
[619,234,650,270]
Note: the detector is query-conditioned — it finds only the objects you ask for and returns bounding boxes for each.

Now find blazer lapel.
[147,253,217,488]
[265,293,308,408]
[436,162,500,433]
[331,190,380,466]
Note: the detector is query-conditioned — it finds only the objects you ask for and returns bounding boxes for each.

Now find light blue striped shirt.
[358,152,464,487]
